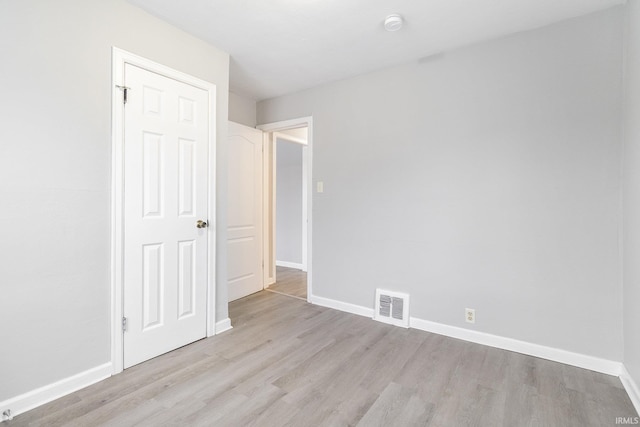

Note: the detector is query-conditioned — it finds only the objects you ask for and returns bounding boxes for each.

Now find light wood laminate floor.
[8,291,637,426]
[267,266,307,300]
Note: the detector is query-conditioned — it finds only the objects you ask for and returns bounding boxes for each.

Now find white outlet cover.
[317,181,324,193]
[465,308,475,324]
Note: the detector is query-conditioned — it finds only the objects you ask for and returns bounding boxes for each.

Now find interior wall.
[276,140,304,265]
[258,7,624,360]
[0,0,229,402]
[623,0,640,388]
[229,91,257,127]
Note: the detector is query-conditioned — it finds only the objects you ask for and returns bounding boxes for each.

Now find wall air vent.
[374,289,410,328]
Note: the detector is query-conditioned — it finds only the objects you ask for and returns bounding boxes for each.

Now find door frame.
[257,117,313,301]
[110,47,217,375]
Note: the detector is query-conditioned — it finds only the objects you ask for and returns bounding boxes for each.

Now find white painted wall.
[0,0,229,402]
[623,0,640,392]
[229,91,257,127]
[258,8,624,361]
[276,140,304,266]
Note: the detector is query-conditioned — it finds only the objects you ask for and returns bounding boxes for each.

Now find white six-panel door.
[227,122,264,301]
[123,63,209,368]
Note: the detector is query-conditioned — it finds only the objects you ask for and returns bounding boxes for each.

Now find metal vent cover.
[374,289,410,328]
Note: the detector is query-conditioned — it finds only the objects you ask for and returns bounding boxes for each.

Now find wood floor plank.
[7,290,638,427]
[268,266,307,299]
[356,382,434,427]
[393,334,467,405]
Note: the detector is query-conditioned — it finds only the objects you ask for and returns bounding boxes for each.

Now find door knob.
[196,220,208,229]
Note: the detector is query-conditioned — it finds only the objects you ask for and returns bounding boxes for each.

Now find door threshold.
[265,288,307,302]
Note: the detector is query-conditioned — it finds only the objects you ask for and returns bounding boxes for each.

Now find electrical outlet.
[317,181,324,193]
[465,308,475,324]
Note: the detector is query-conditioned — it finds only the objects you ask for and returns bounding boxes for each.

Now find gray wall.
[0,0,229,401]
[229,91,257,127]
[276,140,304,265]
[258,8,624,360]
[623,0,640,388]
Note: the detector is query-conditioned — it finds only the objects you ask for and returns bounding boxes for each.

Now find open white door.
[122,63,209,368]
[227,122,264,301]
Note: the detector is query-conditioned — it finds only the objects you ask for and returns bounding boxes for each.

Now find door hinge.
[115,85,130,104]
[122,317,128,332]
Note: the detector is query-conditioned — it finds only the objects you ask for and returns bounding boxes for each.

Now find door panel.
[123,63,209,368]
[228,122,263,301]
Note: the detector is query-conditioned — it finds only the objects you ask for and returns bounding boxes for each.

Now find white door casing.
[263,132,276,287]
[111,48,217,374]
[227,122,264,301]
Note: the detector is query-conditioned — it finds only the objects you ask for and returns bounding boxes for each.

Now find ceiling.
[128,0,625,101]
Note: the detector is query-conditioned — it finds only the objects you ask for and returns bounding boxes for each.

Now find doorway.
[266,130,308,299]
[258,117,313,302]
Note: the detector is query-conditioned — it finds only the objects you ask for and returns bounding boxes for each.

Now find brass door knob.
[196,220,208,229]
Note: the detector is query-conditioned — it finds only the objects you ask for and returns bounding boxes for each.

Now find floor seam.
[265,288,307,302]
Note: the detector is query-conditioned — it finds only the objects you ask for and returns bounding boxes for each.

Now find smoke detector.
[384,14,404,32]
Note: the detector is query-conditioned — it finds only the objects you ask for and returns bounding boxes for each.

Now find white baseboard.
[215,318,233,334]
[0,362,112,421]
[308,293,621,376]
[276,260,303,270]
[409,317,621,376]
[309,294,374,318]
[621,365,640,415]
